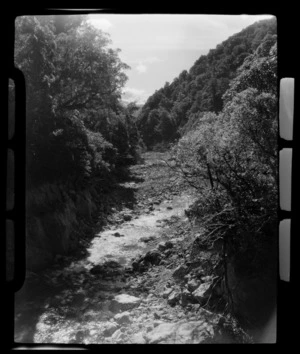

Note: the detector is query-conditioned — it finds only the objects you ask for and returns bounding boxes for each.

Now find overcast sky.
[88,14,275,105]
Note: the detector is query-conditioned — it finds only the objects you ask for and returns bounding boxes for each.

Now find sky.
[88,14,275,105]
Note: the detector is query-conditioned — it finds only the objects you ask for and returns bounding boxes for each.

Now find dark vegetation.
[14,15,142,269]
[136,17,277,328]
[13,15,277,338]
[137,18,276,149]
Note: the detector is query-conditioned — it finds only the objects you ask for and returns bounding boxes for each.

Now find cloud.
[88,16,113,31]
[134,57,163,74]
[122,87,148,105]
[136,62,147,74]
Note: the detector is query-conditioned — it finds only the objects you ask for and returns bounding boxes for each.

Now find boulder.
[165,241,173,249]
[153,320,165,328]
[192,266,205,279]
[111,328,127,343]
[89,264,105,275]
[167,290,181,306]
[192,282,213,304]
[137,260,148,272]
[113,232,124,237]
[187,278,200,292]
[153,312,161,319]
[144,320,214,344]
[164,249,173,258]
[172,265,188,279]
[162,288,173,299]
[201,275,214,283]
[157,242,167,252]
[180,289,195,306]
[144,250,162,265]
[102,322,119,337]
[90,261,123,277]
[146,325,153,332]
[157,241,173,252]
[114,311,131,325]
[131,261,140,271]
[139,235,156,243]
[183,274,191,282]
[123,214,132,221]
[131,332,146,344]
[109,294,141,312]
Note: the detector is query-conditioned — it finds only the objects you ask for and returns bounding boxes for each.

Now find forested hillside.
[136,18,276,149]
[137,17,278,326]
[14,15,141,269]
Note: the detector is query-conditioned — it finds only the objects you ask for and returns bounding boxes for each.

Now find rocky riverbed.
[15,151,251,345]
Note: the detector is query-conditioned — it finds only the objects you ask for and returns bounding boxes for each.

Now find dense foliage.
[140,19,278,319]
[14,15,139,192]
[136,18,277,149]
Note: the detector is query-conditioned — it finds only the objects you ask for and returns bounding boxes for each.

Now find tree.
[14,15,133,189]
[136,18,276,149]
[170,33,277,311]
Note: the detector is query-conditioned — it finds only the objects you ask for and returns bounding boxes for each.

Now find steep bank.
[26,184,98,270]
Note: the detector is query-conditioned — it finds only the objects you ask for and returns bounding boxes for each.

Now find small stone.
[154,312,161,319]
[114,311,131,324]
[113,232,123,237]
[123,214,132,221]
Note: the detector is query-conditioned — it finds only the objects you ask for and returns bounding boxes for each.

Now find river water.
[14,187,195,344]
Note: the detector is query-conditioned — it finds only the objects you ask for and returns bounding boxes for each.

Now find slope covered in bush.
[13,15,141,269]
[136,18,276,149]
[168,32,277,324]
